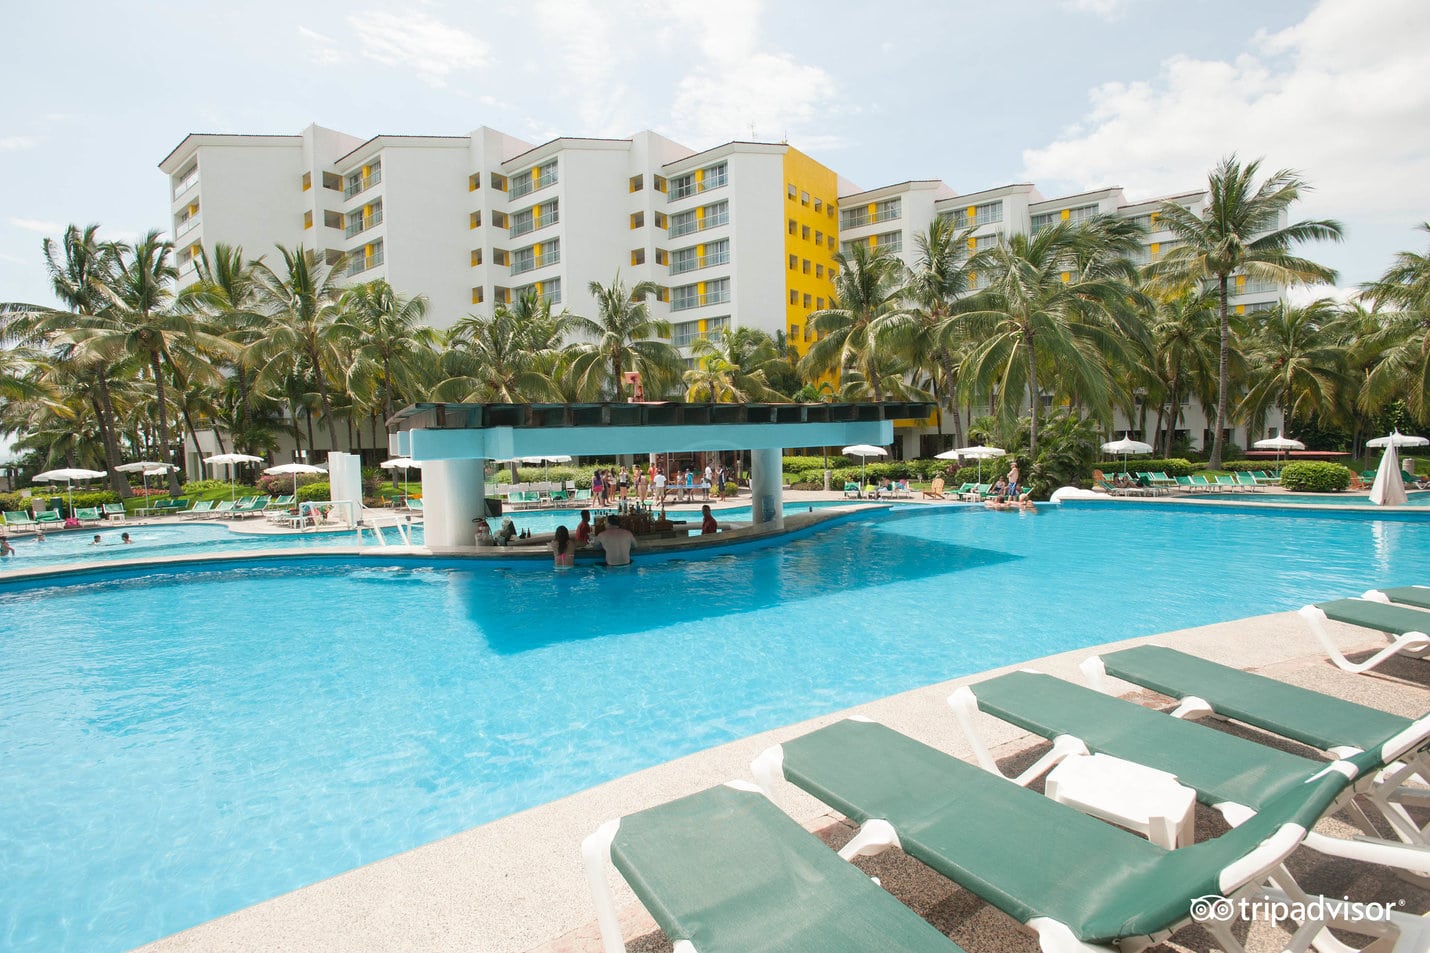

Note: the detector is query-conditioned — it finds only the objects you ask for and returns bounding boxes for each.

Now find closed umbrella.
[938,446,1006,483]
[33,468,107,516]
[841,444,887,491]
[1369,440,1407,507]
[204,453,264,501]
[264,462,327,500]
[1100,436,1154,475]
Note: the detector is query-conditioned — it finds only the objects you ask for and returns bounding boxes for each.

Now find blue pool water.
[2,502,1428,952]
[1196,490,1430,507]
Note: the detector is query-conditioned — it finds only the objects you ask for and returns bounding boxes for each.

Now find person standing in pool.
[121,532,133,543]
[549,525,576,569]
[91,534,103,545]
[35,529,45,542]
[0,536,14,556]
[700,504,718,535]
[1006,461,1021,498]
[574,509,593,544]
[593,514,636,566]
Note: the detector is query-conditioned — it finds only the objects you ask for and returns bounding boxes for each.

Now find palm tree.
[1147,289,1220,456]
[800,242,907,400]
[1146,156,1344,468]
[1360,223,1430,426]
[880,216,977,444]
[335,280,438,421]
[1,224,135,495]
[1238,299,1348,437]
[437,303,558,402]
[682,327,785,402]
[250,245,350,451]
[88,231,234,493]
[952,216,1145,455]
[569,274,682,398]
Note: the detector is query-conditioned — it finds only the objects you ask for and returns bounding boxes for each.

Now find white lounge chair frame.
[1297,601,1430,675]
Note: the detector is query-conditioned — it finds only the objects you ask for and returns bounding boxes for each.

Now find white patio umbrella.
[203,453,264,501]
[1368,440,1407,507]
[264,462,327,500]
[1252,436,1305,464]
[115,460,177,497]
[33,467,107,516]
[841,444,887,489]
[1365,431,1429,449]
[380,456,426,496]
[938,445,1006,483]
[1100,436,1154,475]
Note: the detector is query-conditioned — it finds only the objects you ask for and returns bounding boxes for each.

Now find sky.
[3,0,1428,310]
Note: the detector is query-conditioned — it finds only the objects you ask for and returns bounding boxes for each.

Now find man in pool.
[593,514,636,566]
[0,536,14,556]
[574,509,592,544]
[91,534,103,545]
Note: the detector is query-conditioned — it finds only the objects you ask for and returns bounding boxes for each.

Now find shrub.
[1223,460,1286,472]
[297,481,331,503]
[178,479,231,496]
[1279,461,1351,492]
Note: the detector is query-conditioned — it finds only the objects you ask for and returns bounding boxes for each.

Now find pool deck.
[135,604,1429,953]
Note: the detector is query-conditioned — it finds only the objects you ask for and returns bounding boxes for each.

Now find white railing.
[669,252,730,275]
[668,211,729,238]
[510,252,559,276]
[344,210,383,238]
[671,290,731,312]
[345,250,385,276]
[172,172,199,199]
[343,169,382,199]
[175,215,201,237]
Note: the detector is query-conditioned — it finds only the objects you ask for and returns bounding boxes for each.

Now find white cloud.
[0,136,38,151]
[347,10,490,88]
[1022,0,1430,229]
[298,26,351,67]
[9,217,65,234]
[528,0,634,136]
[662,1,842,147]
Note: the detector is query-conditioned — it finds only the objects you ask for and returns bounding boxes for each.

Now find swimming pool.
[1194,490,1430,507]
[3,502,1427,952]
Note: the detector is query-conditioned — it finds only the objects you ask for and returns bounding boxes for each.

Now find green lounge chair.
[1082,644,1430,852]
[265,494,295,511]
[34,509,62,524]
[1214,474,1239,490]
[583,781,963,953]
[1298,598,1430,674]
[1234,471,1260,489]
[155,497,189,512]
[753,718,1363,953]
[405,497,423,512]
[179,500,216,520]
[103,502,126,521]
[573,488,592,502]
[228,496,270,517]
[1367,585,1430,611]
[949,671,1430,878]
[1189,474,1215,491]
[843,481,861,499]
[4,510,37,530]
[1252,470,1280,485]
[74,506,102,524]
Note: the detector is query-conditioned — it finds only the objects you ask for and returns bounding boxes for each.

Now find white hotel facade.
[160,124,1280,458]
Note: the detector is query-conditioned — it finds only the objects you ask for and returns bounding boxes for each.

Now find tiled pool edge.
[133,609,1425,953]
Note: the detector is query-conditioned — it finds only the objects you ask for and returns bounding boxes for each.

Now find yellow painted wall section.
[1060,209,1070,221]
[782,147,839,361]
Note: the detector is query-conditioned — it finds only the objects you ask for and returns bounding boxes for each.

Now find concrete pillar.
[421,459,485,548]
[749,447,784,531]
[326,452,363,527]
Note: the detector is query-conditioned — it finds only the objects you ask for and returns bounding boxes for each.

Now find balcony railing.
[344,209,383,238]
[345,249,385,276]
[507,172,556,201]
[172,172,199,200]
[508,211,558,239]
[668,252,730,275]
[668,172,728,202]
[175,214,201,237]
[343,169,382,199]
[510,253,559,276]
[668,211,729,238]
[670,290,731,312]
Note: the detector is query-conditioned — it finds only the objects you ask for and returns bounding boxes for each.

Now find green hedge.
[1222,460,1287,472]
[297,481,331,503]
[0,490,120,513]
[1091,458,1198,477]
[1279,461,1351,492]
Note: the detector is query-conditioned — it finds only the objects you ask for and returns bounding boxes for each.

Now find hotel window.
[802,293,812,308]
[947,200,1003,229]
[789,289,798,304]
[788,218,797,235]
[815,264,823,278]
[800,191,809,206]
[672,319,701,347]
[630,211,644,229]
[469,173,481,191]
[827,236,835,250]
[815,230,823,245]
[514,276,562,304]
[631,247,646,266]
[301,171,312,191]
[345,200,384,238]
[802,259,810,274]
[653,175,667,192]
[789,323,800,340]
[492,210,509,229]
[509,199,559,238]
[1030,211,1059,232]
[814,198,823,212]
[671,277,730,311]
[670,238,729,275]
[839,206,868,229]
[816,297,824,309]
[874,197,900,222]
[788,183,797,199]
[873,230,902,253]
[1067,203,1099,224]
[654,212,668,229]
[790,254,799,269]
[343,160,381,199]
[471,287,484,303]
[470,248,483,266]
[510,239,560,275]
[324,210,343,229]
[322,172,342,191]
[345,238,384,276]
[508,159,558,200]
[668,201,728,238]
[303,210,313,229]
[493,249,509,266]
[470,210,482,229]
[655,248,668,265]
[489,173,508,192]
[801,225,810,240]
[629,174,644,192]
[668,161,726,201]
